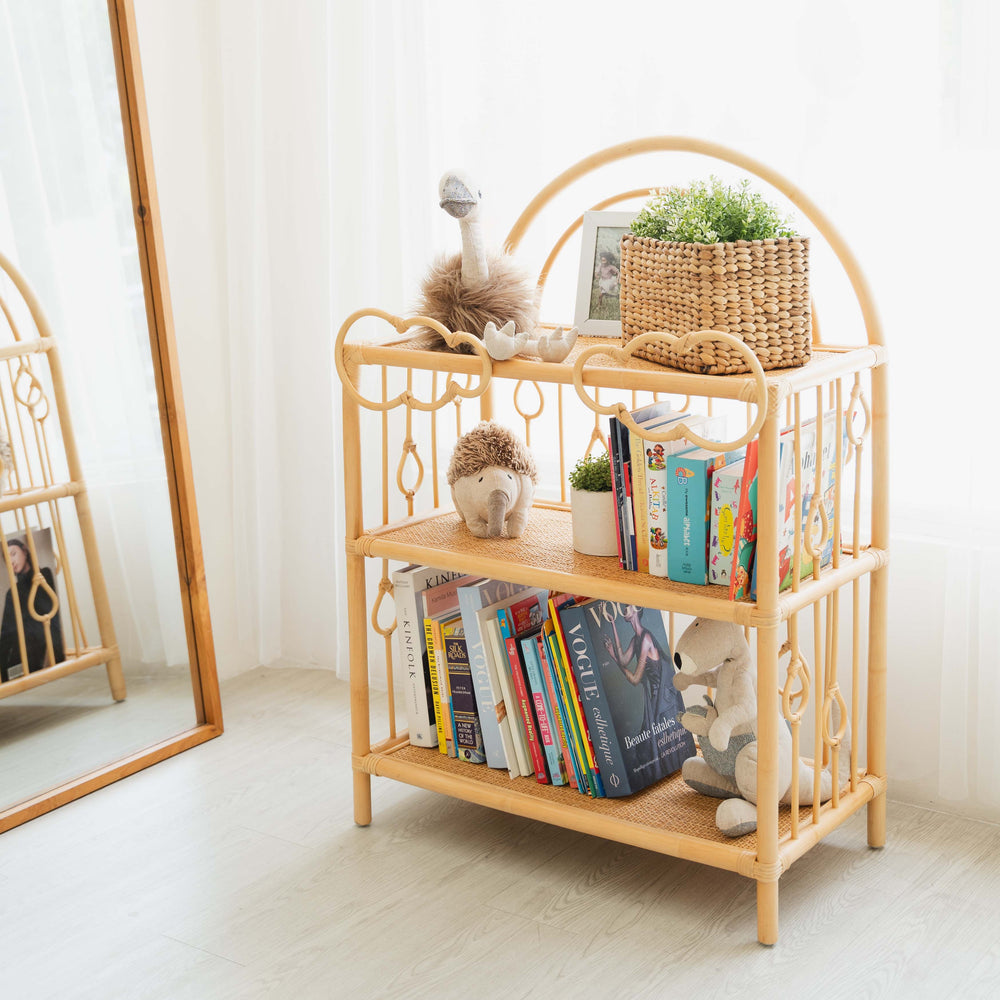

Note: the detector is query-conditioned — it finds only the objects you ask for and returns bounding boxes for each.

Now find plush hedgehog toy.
[447,422,538,538]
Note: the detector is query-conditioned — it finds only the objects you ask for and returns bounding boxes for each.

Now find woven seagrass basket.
[619,233,811,374]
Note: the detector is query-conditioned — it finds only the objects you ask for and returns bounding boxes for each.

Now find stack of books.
[392,568,696,798]
[608,403,845,600]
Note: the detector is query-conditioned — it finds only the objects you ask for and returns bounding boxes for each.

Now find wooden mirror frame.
[0,0,223,834]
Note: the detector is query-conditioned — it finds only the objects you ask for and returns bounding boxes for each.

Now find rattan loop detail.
[571,331,766,453]
[371,575,396,638]
[335,308,492,412]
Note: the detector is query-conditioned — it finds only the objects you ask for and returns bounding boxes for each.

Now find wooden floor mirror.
[0,0,221,833]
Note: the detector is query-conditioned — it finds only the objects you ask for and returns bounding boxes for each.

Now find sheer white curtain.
[202,0,998,817]
[324,0,997,819]
[0,0,185,667]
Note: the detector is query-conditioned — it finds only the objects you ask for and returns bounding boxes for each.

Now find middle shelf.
[352,505,885,627]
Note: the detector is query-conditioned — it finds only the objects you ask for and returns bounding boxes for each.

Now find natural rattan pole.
[45,338,125,701]
[343,359,372,826]
[866,363,889,847]
[754,410,782,945]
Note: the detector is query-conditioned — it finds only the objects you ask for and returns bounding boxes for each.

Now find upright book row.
[392,566,697,798]
[609,402,845,600]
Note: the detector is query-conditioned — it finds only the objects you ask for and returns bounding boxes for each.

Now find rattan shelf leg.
[757,879,779,946]
[343,360,372,827]
[867,364,889,849]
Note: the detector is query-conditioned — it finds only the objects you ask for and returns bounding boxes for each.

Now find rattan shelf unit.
[335,138,888,946]
[0,252,123,705]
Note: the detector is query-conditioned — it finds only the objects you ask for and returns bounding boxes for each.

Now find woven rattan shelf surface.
[376,743,834,862]
[359,506,880,625]
[362,506,747,621]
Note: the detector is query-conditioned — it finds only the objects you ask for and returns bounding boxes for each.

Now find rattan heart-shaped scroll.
[335,308,492,412]
[571,330,768,453]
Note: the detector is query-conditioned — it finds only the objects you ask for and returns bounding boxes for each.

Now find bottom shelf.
[360,741,878,878]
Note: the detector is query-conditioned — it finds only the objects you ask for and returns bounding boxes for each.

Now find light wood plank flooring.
[2,666,998,1000]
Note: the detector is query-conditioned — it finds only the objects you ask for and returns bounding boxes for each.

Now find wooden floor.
[2,666,999,1000]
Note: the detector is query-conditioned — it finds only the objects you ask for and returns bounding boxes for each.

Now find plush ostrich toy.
[416,171,577,362]
[447,422,538,538]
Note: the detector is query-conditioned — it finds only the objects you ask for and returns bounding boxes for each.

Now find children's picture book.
[729,438,759,601]
[557,599,695,797]
[750,409,847,599]
[457,577,535,770]
[392,564,466,747]
[645,413,727,578]
[709,459,745,587]
[778,410,844,590]
[0,527,63,684]
[624,401,673,574]
[666,445,744,586]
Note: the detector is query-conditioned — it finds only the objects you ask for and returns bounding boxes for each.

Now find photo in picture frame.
[573,210,637,336]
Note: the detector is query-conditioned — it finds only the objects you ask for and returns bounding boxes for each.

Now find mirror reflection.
[0,1,198,812]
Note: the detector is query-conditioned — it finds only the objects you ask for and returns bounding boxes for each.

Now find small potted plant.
[568,451,617,557]
[620,176,810,375]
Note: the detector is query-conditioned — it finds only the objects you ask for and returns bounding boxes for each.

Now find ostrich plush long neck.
[439,171,488,286]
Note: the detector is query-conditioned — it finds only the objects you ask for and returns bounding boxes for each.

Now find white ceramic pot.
[570,487,618,557]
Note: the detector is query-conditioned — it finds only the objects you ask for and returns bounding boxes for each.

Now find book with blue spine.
[539,622,583,792]
[557,599,695,797]
[521,631,568,785]
[667,446,745,585]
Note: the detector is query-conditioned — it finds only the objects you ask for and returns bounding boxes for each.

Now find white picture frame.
[573,210,637,337]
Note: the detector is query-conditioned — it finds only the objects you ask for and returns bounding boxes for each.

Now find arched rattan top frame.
[502,136,883,349]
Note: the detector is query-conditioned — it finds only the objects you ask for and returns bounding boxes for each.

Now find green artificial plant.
[630,176,796,244]
[569,452,613,493]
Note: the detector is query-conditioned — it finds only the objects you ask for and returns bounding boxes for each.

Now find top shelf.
[342,332,886,404]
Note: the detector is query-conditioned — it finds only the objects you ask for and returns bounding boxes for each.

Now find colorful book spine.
[608,416,628,569]
[709,459,744,587]
[539,624,581,791]
[626,402,674,575]
[441,616,486,764]
[423,616,450,754]
[521,632,567,785]
[667,447,743,585]
[549,597,605,797]
[482,616,529,777]
[457,578,529,770]
[543,614,590,794]
[502,631,549,782]
[730,438,759,601]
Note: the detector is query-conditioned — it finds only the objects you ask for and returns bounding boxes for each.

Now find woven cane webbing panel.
[384,743,817,851]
